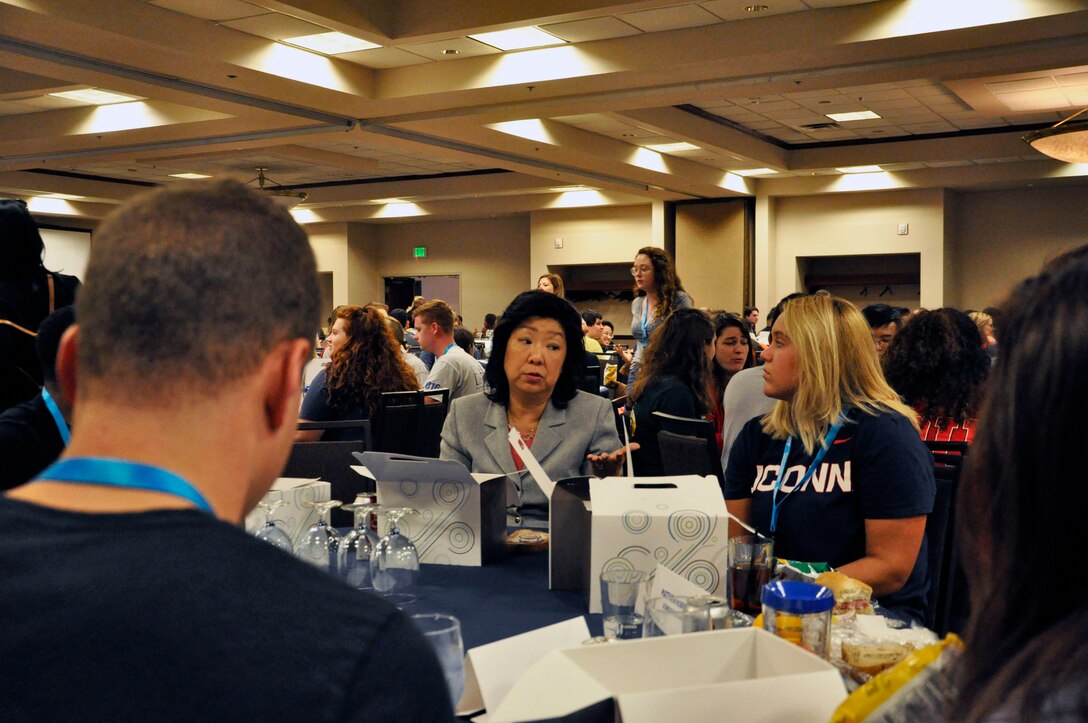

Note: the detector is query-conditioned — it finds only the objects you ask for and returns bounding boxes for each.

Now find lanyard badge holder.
[768,413,847,535]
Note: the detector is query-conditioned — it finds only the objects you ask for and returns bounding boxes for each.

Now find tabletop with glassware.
[252,496,954,720]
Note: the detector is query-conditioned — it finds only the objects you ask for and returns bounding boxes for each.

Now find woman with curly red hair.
[298,305,419,441]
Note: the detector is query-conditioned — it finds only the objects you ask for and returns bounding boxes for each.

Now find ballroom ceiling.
[1,0,1087,224]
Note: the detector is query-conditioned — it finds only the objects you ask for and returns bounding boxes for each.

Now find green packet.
[774,558,833,580]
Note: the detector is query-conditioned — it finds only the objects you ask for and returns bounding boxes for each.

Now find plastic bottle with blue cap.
[761,580,835,659]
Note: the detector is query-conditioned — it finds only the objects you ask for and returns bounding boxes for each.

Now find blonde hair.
[968,310,992,340]
[762,294,918,454]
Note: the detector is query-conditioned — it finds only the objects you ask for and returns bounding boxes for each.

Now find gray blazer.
[440,391,621,510]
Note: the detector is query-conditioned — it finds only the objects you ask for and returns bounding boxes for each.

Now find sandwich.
[815,571,874,617]
[841,641,914,677]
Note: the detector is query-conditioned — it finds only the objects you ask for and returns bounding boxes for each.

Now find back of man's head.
[581,309,602,326]
[76,179,320,402]
[413,299,455,335]
[861,303,901,329]
[385,316,406,346]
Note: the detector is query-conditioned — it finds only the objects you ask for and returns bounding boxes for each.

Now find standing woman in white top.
[628,246,692,387]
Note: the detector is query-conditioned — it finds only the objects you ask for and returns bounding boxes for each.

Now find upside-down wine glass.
[253,498,293,552]
[370,507,420,595]
[336,497,380,589]
[295,500,342,572]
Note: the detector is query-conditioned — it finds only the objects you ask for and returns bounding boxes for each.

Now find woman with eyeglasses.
[723,294,935,623]
[628,246,692,387]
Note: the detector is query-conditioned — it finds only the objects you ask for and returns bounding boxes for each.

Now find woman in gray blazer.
[441,291,632,515]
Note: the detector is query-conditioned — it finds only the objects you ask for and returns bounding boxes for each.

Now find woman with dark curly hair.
[298,305,418,441]
[628,246,692,386]
[883,308,990,444]
[629,308,715,476]
[440,291,629,516]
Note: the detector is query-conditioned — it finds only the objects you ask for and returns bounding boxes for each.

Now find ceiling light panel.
[169,172,211,179]
[825,110,882,122]
[836,165,883,173]
[49,88,139,105]
[644,142,701,153]
[467,27,565,51]
[283,32,380,54]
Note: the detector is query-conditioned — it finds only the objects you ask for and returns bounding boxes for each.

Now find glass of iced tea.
[728,534,774,616]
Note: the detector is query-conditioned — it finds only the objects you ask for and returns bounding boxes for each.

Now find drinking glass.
[728,534,775,616]
[294,500,342,572]
[336,497,380,589]
[253,498,293,552]
[411,614,465,710]
[370,507,420,594]
[600,568,647,640]
[642,596,716,637]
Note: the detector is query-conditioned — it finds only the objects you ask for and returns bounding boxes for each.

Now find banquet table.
[389,548,601,650]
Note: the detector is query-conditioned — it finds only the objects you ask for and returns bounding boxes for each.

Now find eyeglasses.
[630,265,652,276]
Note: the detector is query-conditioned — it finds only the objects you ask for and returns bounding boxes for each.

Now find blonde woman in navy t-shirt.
[724,294,935,622]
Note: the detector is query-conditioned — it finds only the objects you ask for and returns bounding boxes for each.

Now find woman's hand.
[586,443,640,477]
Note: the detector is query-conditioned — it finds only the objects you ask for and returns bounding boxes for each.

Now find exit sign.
[413,246,427,258]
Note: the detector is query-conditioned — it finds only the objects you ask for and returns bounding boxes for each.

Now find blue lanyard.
[40,388,70,445]
[443,342,457,356]
[38,457,214,515]
[769,413,847,534]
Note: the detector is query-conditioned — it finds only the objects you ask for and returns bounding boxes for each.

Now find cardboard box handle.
[633,483,678,489]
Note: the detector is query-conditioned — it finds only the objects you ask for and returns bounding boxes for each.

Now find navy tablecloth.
[396,549,601,650]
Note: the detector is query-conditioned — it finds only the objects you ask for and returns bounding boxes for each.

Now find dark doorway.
[385,277,421,312]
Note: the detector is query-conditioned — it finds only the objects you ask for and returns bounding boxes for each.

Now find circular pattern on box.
[680,560,719,592]
[668,509,710,542]
[397,480,419,497]
[622,510,651,534]
[446,522,475,553]
[434,481,464,505]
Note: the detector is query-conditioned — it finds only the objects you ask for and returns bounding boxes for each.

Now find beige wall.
[530,204,652,276]
[674,200,747,314]
[307,223,352,307]
[771,188,946,309]
[369,216,530,328]
[946,184,1088,309]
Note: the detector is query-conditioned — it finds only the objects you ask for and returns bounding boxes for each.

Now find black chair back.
[923,439,969,635]
[284,432,370,527]
[371,388,450,458]
[652,411,724,486]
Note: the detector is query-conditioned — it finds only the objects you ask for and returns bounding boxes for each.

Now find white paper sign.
[458,616,590,717]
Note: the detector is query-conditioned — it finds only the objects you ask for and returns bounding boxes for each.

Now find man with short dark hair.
[862,303,902,358]
[415,299,484,400]
[0,181,451,721]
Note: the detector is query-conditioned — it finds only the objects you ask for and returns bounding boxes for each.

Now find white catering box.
[352,451,510,566]
[243,477,331,548]
[550,475,729,613]
[490,627,849,723]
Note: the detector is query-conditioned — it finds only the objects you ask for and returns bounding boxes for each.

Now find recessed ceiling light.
[37,192,86,200]
[441,48,461,55]
[283,32,380,55]
[48,88,138,105]
[467,27,565,51]
[733,168,777,176]
[169,172,212,179]
[644,142,701,153]
[826,110,882,122]
[835,165,884,174]
[745,5,769,12]
[373,197,410,204]
[549,185,594,192]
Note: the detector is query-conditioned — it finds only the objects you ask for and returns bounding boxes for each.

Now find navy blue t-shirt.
[299,368,366,441]
[724,408,935,622]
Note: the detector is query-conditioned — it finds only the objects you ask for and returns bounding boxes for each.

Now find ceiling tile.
[901,121,958,133]
[149,0,263,21]
[1055,71,1088,86]
[985,77,1056,94]
[540,16,642,43]
[338,47,429,68]
[400,37,500,61]
[700,0,807,22]
[619,4,721,32]
[997,88,1072,112]
[220,13,327,41]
